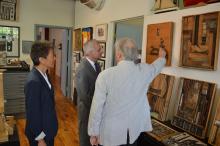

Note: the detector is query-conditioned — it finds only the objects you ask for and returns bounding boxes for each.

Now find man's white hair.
[115,38,138,61]
[83,39,98,55]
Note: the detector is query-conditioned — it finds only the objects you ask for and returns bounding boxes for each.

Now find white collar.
[86,57,95,65]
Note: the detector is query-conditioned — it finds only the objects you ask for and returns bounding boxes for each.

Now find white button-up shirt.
[88,58,166,146]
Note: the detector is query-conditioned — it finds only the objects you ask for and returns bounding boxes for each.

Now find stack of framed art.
[95,23,108,71]
[172,77,216,138]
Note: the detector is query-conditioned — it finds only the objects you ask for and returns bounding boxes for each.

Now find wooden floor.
[16,76,79,146]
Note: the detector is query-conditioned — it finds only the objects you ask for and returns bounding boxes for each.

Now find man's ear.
[39,57,44,64]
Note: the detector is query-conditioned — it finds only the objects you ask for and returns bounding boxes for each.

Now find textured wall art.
[146,22,173,66]
[147,74,175,121]
[172,78,216,138]
[180,12,220,70]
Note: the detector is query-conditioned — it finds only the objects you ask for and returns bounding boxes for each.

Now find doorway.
[35,25,72,98]
[113,16,144,65]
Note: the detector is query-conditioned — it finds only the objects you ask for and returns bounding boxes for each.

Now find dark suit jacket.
[24,67,58,141]
[75,58,100,123]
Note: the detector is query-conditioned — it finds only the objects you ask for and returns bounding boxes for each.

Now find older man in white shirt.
[88,38,166,146]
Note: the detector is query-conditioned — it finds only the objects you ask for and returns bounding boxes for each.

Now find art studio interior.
[0,0,220,146]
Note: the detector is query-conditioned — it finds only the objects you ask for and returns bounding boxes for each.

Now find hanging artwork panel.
[0,0,19,21]
[146,22,173,66]
[82,27,93,47]
[73,28,82,51]
[180,12,220,70]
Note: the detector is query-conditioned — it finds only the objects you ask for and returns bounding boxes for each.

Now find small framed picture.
[97,59,105,71]
[73,52,81,63]
[99,42,106,58]
[95,24,108,41]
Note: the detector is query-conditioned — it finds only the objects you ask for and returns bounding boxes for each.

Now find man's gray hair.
[115,38,138,61]
[83,39,97,55]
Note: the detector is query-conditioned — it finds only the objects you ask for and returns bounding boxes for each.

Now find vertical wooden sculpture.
[180,12,220,70]
[172,78,216,139]
[146,22,173,66]
[147,74,175,121]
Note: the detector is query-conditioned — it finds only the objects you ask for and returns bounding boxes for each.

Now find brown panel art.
[73,28,82,51]
[147,119,178,142]
[147,74,175,121]
[146,22,173,66]
[180,12,220,70]
[172,78,216,139]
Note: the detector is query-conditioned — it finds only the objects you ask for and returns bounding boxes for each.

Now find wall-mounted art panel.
[82,27,93,47]
[180,12,220,70]
[73,28,82,51]
[0,0,19,21]
[172,77,216,138]
[95,24,108,42]
[147,73,175,121]
[146,22,173,66]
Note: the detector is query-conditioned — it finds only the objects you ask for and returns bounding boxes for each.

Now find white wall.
[0,0,75,65]
[75,0,154,27]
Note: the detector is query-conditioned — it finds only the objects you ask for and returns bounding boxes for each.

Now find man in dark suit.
[24,41,58,146]
[75,39,102,146]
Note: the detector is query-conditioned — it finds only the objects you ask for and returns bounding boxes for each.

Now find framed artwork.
[95,24,108,41]
[22,40,33,54]
[73,28,82,51]
[0,25,20,57]
[162,132,207,146]
[73,51,81,63]
[147,74,175,121]
[146,22,173,66]
[99,42,106,58]
[180,12,220,70]
[209,97,220,145]
[147,119,178,142]
[172,77,216,138]
[0,0,19,21]
[97,59,105,71]
[82,27,93,47]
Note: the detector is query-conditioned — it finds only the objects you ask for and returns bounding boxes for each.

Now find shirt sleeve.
[88,73,107,136]
[35,131,46,141]
[147,57,166,83]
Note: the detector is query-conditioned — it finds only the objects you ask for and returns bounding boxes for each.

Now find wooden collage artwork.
[162,132,207,146]
[147,119,178,142]
[172,78,216,138]
[209,97,220,145]
[180,12,220,70]
[147,74,175,121]
[146,22,173,66]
